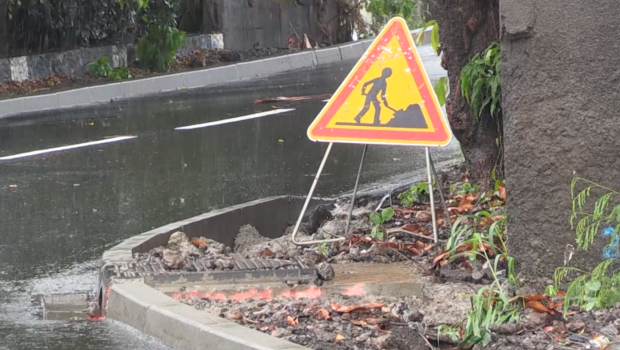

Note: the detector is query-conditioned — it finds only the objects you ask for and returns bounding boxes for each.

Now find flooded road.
[0,56,460,349]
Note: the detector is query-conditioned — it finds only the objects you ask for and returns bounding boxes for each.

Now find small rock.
[522,308,551,330]
[306,204,333,234]
[316,262,335,281]
[317,220,345,237]
[415,211,432,222]
[162,248,188,269]
[601,324,619,336]
[167,231,200,255]
[271,328,290,338]
[566,321,586,333]
[471,270,484,283]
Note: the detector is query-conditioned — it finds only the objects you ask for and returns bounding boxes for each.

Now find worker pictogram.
[307,17,452,146]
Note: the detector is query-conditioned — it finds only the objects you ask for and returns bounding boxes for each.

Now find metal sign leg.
[427,149,452,232]
[425,147,438,243]
[344,144,368,236]
[292,143,346,246]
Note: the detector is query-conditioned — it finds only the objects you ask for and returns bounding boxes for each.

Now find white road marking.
[0,136,137,160]
[175,109,296,130]
[322,99,330,102]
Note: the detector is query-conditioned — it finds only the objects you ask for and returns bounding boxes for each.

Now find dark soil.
[0,47,299,99]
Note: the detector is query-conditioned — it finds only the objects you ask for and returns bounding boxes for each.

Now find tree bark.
[426,0,502,187]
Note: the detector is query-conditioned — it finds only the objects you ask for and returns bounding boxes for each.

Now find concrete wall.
[502,0,620,280]
[0,34,224,83]
[204,0,346,51]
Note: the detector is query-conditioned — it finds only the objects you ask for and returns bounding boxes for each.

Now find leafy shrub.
[398,182,429,207]
[369,207,395,239]
[137,26,185,71]
[88,56,131,80]
[460,42,501,119]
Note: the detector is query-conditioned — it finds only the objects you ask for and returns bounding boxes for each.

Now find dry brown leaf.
[524,294,549,302]
[542,326,553,332]
[406,247,421,255]
[557,291,567,297]
[526,300,551,314]
[414,241,425,249]
[334,303,384,313]
[498,185,506,201]
[316,309,331,320]
[457,194,476,213]
[349,319,367,326]
[261,248,275,257]
[191,238,208,248]
[227,311,242,320]
[433,251,449,264]
[375,325,391,334]
[424,244,434,251]
[286,316,297,326]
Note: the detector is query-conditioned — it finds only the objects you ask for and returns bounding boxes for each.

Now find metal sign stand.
[292,143,450,246]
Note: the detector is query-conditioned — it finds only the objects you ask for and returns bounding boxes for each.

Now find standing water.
[0,57,460,349]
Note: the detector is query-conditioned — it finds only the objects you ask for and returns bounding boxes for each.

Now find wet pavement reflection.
[0,58,459,349]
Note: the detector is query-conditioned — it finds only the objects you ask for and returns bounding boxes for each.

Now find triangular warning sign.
[308,17,452,147]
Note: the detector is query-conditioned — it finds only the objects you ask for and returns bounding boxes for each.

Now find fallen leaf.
[335,334,345,341]
[457,194,476,213]
[286,316,297,326]
[406,246,421,255]
[414,241,426,249]
[424,244,434,251]
[227,311,242,320]
[191,238,208,248]
[526,300,551,314]
[498,185,506,201]
[375,325,391,334]
[524,294,549,302]
[316,309,330,320]
[364,317,384,325]
[543,326,554,332]
[331,303,341,310]
[433,251,449,264]
[334,303,384,313]
[349,319,367,326]
[557,291,567,297]
[261,248,275,257]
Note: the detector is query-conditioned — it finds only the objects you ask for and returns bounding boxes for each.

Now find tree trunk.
[426,0,502,187]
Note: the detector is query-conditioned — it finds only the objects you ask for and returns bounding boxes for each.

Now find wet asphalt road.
[0,55,459,349]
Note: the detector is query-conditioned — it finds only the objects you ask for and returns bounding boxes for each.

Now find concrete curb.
[107,280,310,350]
[0,28,435,120]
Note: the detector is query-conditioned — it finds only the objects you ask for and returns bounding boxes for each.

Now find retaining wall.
[0,34,224,83]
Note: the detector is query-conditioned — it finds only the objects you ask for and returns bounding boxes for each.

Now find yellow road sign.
[307,17,452,146]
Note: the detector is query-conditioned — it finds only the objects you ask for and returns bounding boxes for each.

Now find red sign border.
[307,18,451,146]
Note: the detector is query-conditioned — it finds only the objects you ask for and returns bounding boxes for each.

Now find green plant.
[138,25,186,71]
[317,242,330,256]
[450,182,480,196]
[570,177,620,251]
[366,0,429,34]
[555,259,620,314]
[88,56,131,80]
[398,182,429,207]
[369,207,395,239]
[460,42,501,120]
